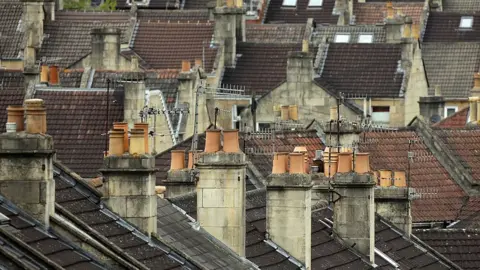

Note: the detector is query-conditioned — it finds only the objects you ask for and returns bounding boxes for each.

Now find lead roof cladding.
[0,195,106,269]
[53,163,198,269]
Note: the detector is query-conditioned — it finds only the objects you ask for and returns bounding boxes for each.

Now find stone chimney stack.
[123,72,146,128]
[0,99,54,227]
[266,152,313,269]
[418,94,445,124]
[213,0,245,67]
[385,1,413,44]
[332,168,375,262]
[196,129,246,256]
[91,28,121,70]
[164,150,198,198]
[22,0,45,68]
[287,43,314,85]
[100,123,157,237]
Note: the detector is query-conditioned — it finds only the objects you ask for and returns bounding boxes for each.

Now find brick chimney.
[196,129,246,256]
[266,152,312,269]
[91,28,121,70]
[123,72,146,128]
[100,124,157,237]
[213,0,245,67]
[0,99,54,227]
[164,150,197,198]
[332,169,375,263]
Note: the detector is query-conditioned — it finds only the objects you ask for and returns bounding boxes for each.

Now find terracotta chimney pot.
[323,151,338,177]
[289,153,306,174]
[129,129,146,155]
[223,129,240,153]
[281,105,290,121]
[393,171,407,187]
[272,152,288,174]
[113,122,129,153]
[171,150,186,170]
[386,1,394,19]
[379,170,392,187]
[195,59,202,67]
[354,153,370,174]
[7,105,25,132]
[188,150,202,169]
[109,129,125,156]
[204,129,222,153]
[181,60,191,72]
[48,66,59,85]
[134,123,149,154]
[40,65,49,84]
[474,73,480,88]
[288,105,298,121]
[337,152,353,173]
[24,99,46,134]
[330,106,337,121]
[226,0,234,7]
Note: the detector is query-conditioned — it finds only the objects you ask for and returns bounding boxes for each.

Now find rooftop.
[311,24,387,45]
[0,70,24,133]
[0,2,23,59]
[434,107,469,128]
[423,12,480,42]
[353,1,425,25]
[264,0,338,24]
[246,24,306,43]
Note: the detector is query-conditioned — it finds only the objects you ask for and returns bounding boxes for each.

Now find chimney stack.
[0,99,54,227]
[213,1,245,67]
[123,72,146,128]
[267,152,312,268]
[164,150,197,198]
[91,28,121,70]
[100,124,157,237]
[196,129,246,256]
[418,95,445,124]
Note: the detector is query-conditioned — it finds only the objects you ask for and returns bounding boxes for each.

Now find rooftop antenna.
[214,107,219,129]
[104,78,111,156]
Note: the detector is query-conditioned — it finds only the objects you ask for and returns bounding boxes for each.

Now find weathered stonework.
[0,132,55,227]
[100,155,157,237]
[374,187,413,236]
[123,75,146,129]
[214,7,245,67]
[164,169,195,198]
[266,173,312,269]
[91,28,121,70]
[196,152,246,256]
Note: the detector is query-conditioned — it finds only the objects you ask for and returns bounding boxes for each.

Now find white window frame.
[334,33,351,43]
[358,33,373,43]
[460,16,473,28]
[444,106,458,118]
[308,0,323,7]
[256,122,271,132]
[371,106,390,125]
[282,0,297,7]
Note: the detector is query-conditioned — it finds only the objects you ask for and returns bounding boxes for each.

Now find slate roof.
[312,24,387,45]
[0,194,106,269]
[353,1,425,25]
[421,43,480,98]
[358,130,467,222]
[442,0,480,13]
[0,2,23,59]
[434,107,469,128]
[40,11,132,68]
[131,21,217,71]
[414,229,480,270]
[54,163,198,269]
[222,42,300,96]
[183,0,210,9]
[264,0,338,24]
[246,24,306,43]
[423,12,480,42]
[156,198,259,269]
[35,89,124,178]
[317,43,404,98]
[137,9,210,21]
[0,70,24,133]
[60,69,85,88]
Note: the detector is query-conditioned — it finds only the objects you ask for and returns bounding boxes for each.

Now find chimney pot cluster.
[323,149,370,177]
[204,129,241,153]
[108,122,150,156]
[16,99,47,134]
[377,170,407,187]
[271,152,310,174]
[40,65,60,85]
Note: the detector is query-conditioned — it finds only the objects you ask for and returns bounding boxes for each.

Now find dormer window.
[334,33,350,43]
[282,0,297,7]
[308,0,323,7]
[460,16,473,28]
[358,34,373,43]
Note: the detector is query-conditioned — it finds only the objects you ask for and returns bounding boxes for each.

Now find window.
[444,106,458,117]
[334,33,350,43]
[460,16,473,28]
[308,0,323,7]
[256,122,271,131]
[358,34,373,43]
[282,0,297,7]
[232,105,246,129]
[371,106,390,125]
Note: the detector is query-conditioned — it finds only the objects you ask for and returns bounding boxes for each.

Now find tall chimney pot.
[289,153,305,174]
[337,152,353,173]
[204,129,221,153]
[181,60,191,72]
[113,122,129,153]
[272,152,288,174]
[24,99,46,134]
[323,150,338,177]
[40,65,49,84]
[386,1,394,19]
[280,105,289,121]
[222,129,240,153]
[171,150,186,170]
[354,153,370,174]
[129,129,146,155]
[6,105,25,132]
[108,129,125,156]
[134,122,149,154]
[48,66,59,85]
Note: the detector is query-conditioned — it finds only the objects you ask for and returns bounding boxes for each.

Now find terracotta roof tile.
[246,24,306,43]
[353,2,425,25]
[131,21,217,71]
[423,12,480,42]
[358,130,467,222]
[264,0,338,24]
[0,2,23,59]
[318,43,404,98]
[222,42,300,96]
[0,70,24,133]
[137,9,210,21]
[434,107,469,128]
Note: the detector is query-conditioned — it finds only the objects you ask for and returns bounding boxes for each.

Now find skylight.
[358,34,373,43]
[308,0,323,7]
[460,16,473,28]
[334,33,350,43]
[282,0,297,6]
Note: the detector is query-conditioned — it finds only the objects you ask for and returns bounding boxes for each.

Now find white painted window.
[358,34,373,43]
[460,16,473,28]
[282,0,297,6]
[334,33,350,43]
[444,106,458,117]
[308,0,323,7]
[371,106,390,125]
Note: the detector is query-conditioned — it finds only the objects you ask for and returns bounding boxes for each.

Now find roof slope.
[358,130,467,222]
[423,12,480,42]
[246,24,306,43]
[433,107,469,128]
[54,163,198,269]
[421,43,480,98]
[156,198,259,269]
[0,195,106,269]
[442,0,480,12]
[35,89,124,178]
[318,43,404,98]
[264,0,338,24]
[453,197,480,229]
[312,25,386,44]
[0,70,24,133]
[222,42,300,96]
[415,229,480,270]
[137,9,210,21]
[131,21,217,71]
[183,0,210,9]
[0,2,23,59]
[353,2,425,25]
